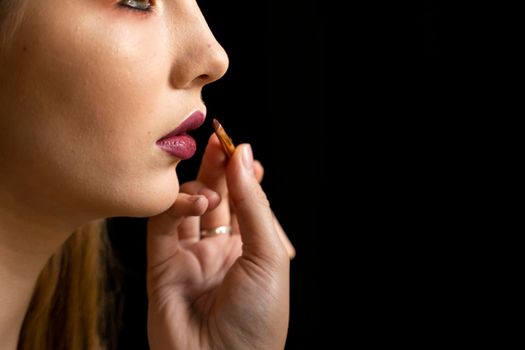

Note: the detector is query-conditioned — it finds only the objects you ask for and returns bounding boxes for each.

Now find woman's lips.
[156,134,197,160]
[156,110,205,160]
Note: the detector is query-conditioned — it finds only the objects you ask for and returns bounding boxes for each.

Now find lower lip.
[156,133,196,160]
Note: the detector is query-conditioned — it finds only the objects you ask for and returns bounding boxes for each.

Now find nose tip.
[169,33,229,90]
[196,42,229,85]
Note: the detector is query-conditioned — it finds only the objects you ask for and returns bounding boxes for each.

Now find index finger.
[196,134,231,229]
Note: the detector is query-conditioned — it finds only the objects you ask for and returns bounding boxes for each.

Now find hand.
[147,135,294,350]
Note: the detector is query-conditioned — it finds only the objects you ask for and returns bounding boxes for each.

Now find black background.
[421,0,440,56]
[108,1,324,349]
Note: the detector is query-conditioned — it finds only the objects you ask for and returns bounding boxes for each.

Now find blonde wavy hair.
[1,2,120,349]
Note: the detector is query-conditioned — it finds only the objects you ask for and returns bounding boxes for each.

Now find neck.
[0,192,90,349]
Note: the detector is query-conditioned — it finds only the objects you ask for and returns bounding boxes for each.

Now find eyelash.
[117,0,154,14]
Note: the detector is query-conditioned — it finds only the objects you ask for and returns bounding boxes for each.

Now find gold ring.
[200,225,232,238]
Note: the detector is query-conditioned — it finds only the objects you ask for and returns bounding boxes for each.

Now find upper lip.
[158,110,206,141]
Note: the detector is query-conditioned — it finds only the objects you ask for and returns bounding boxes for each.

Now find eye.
[118,0,153,12]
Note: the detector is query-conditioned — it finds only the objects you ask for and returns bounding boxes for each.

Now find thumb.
[226,144,288,265]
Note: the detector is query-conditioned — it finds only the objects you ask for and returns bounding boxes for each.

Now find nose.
[168,8,229,90]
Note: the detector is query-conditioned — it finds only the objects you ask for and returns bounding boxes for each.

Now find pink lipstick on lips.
[156,110,205,160]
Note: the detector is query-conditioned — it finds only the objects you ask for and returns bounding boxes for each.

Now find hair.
[1,2,121,349]
[0,0,26,53]
[18,221,121,350]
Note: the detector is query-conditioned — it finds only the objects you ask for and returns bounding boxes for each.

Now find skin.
[0,0,293,349]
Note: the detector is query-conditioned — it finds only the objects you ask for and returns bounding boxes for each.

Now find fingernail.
[242,144,254,175]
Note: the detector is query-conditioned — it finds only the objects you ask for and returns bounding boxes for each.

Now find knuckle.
[180,180,204,194]
[274,244,290,264]
[231,184,270,209]
[253,186,270,208]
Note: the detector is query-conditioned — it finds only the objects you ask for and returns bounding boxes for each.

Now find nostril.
[197,74,210,82]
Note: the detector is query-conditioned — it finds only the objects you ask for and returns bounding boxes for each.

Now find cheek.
[31,6,168,140]
[0,4,180,217]
[10,3,169,147]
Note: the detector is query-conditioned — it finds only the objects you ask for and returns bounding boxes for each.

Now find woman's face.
[0,0,228,219]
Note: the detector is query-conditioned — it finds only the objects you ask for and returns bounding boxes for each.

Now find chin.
[120,198,177,218]
[99,178,180,219]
